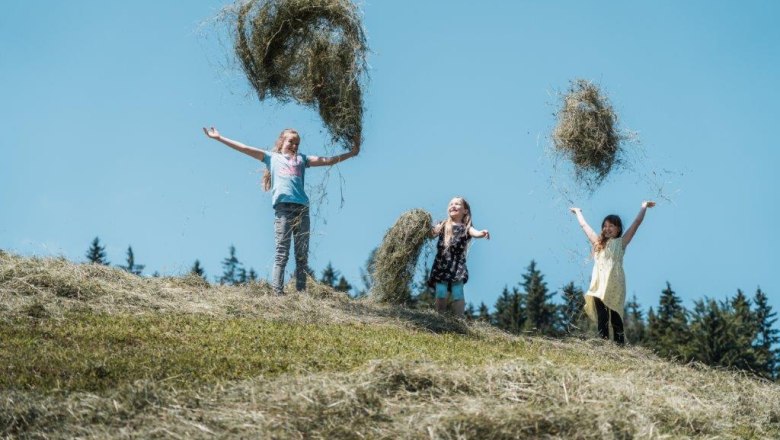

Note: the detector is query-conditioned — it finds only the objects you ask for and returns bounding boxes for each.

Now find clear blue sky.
[2,1,778,315]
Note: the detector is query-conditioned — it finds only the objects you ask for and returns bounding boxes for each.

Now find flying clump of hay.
[552,79,635,189]
[233,0,368,148]
[371,209,432,305]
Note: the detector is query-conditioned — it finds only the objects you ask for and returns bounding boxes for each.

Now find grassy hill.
[2,250,779,439]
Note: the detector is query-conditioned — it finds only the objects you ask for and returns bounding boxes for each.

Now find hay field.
[1,251,778,439]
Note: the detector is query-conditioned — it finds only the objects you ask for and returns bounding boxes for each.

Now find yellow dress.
[584,237,626,321]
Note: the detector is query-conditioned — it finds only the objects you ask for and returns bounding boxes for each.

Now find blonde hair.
[262,128,299,192]
[440,197,473,249]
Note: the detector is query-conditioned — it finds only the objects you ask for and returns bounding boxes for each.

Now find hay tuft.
[552,79,633,188]
[370,209,432,304]
[233,0,368,149]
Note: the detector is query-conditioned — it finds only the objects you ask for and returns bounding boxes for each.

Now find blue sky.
[2,1,778,316]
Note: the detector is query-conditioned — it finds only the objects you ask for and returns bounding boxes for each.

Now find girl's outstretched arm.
[307,143,360,167]
[203,127,266,161]
[622,201,656,248]
[430,222,443,238]
[468,227,490,240]
[570,207,599,246]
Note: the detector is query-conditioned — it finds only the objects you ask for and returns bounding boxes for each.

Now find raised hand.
[642,201,656,209]
[203,126,220,139]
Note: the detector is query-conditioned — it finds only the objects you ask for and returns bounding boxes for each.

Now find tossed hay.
[371,209,432,304]
[552,79,633,188]
[233,0,368,148]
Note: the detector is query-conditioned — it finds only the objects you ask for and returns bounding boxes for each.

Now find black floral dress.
[428,223,471,287]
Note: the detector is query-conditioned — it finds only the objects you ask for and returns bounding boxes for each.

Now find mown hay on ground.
[233,0,368,149]
[371,209,432,304]
[552,79,632,188]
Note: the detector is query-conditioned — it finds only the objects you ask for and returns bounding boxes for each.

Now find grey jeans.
[272,203,310,295]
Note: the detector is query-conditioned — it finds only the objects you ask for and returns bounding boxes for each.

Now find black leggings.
[594,298,625,344]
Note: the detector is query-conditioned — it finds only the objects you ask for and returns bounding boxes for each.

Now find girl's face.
[447,198,467,222]
[602,220,620,239]
[281,132,300,155]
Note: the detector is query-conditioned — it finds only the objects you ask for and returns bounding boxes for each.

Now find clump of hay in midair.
[233,0,368,149]
[552,79,634,189]
[371,209,432,305]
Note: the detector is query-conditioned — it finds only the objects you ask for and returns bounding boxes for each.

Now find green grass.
[1,312,538,392]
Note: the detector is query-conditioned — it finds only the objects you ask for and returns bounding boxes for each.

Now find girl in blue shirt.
[204,127,359,295]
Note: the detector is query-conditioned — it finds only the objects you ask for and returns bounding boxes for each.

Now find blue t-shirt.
[261,151,310,207]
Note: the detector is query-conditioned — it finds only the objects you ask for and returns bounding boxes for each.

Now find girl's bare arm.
[203,127,266,161]
[622,201,656,248]
[570,207,599,246]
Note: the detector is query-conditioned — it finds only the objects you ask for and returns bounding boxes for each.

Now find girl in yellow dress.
[570,201,656,344]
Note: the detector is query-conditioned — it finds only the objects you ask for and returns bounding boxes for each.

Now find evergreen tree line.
[84,237,779,380]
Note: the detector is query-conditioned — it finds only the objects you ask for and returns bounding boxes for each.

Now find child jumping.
[203,127,359,295]
[570,201,656,344]
[428,197,490,317]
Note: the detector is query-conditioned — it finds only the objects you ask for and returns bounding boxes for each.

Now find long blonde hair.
[440,197,472,249]
[262,128,299,191]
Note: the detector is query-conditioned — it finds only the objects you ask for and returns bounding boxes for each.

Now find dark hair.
[596,214,623,251]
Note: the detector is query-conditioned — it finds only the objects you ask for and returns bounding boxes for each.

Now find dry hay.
[371,209,432,305]
[552,79,634,189]
[233,0,368,149]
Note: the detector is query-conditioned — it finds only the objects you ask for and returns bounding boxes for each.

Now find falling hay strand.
[552,79,633,189]
[234,0,368,149]
[371,209,432,305]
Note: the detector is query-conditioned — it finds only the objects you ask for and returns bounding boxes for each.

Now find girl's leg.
[291,205,310,292]
[610,309,625,345]
[434,283,448,313]
[272,204,294,295]
[593,298,610,340]
[450,282,466,317]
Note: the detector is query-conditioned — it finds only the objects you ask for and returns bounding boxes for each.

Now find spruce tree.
[191,260,206,280]
[522,260,556,335]
[247,268,258,283]
[118,246,144,276]
[477,302,491,322]
[560,282,587,335]
[335,275,352,293]
[493,286,524,334]
[753,288,780,379]
[321,262,339,287]
[464,303,476,321]
[647,282,689,359]
[218,245,243,285]
[356,248,377,297]
[687,298,738,367]
[86,237,109,265]
[624,294,647,344]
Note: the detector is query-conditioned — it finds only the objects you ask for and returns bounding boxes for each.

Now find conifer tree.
[753,288,779,379]
[647,282,689,358]
[521,260,556,335]
[118,246,144,276]
[730,289,758,364]
[219,245,243,285]
[335,275,352,293]
[687,298,739,367]
[191,259,206,280]
[247,268,258,283]
[356,247,377,297]
[464,302,476,321]
[86,237,109,265]
[477,302,491,322]
[321,262,339,287]
[494,286,524,334]
[624,294,647,344]
[560,282,587,335]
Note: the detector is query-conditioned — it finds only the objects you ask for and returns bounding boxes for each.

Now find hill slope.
[1,251,779,439]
